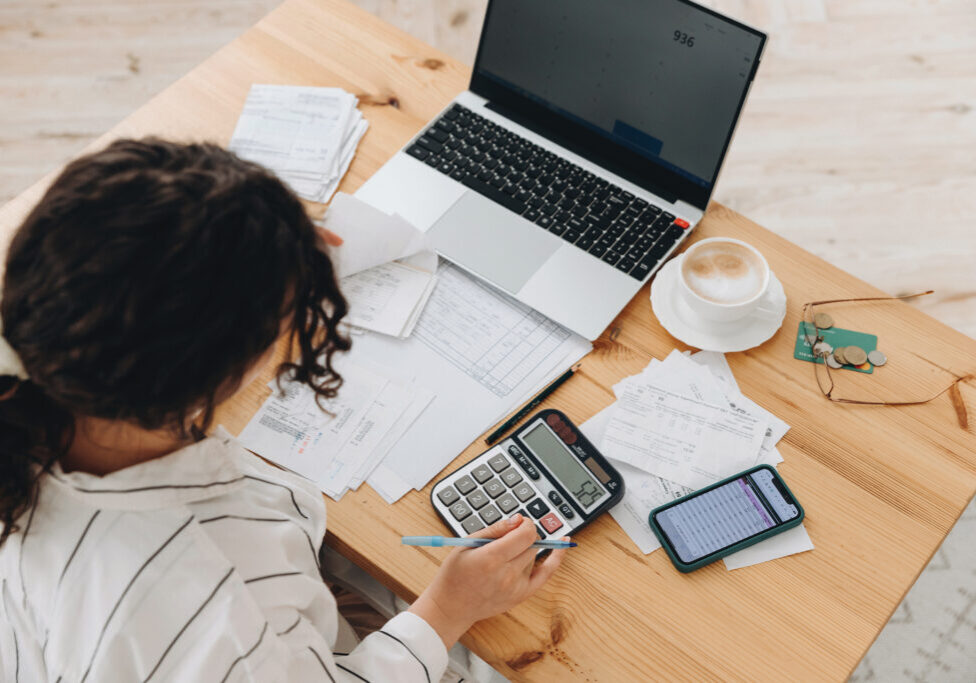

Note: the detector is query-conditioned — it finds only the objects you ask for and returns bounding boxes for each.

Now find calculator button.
[466,490,490,510]
[512,482,535,502]
[558,503,575,519]
[496,492,518,513]
[449,500,472,521]
[454,475,476,495]
[461,516,485,534]
[501,469,523,487]
[487,454,510,472]
[471,465,493,483]
[539,512,563,534]
[479,504,501,525]
[436,487,460,506]
[483,478,505,498]
[547,491,564,506]
[523,464,540,480]
[508,445,525,459]
[526,498,550,519]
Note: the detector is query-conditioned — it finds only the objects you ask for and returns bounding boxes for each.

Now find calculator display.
[521,423,605,508]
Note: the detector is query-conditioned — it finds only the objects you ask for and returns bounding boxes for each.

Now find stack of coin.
[827,344,886,369]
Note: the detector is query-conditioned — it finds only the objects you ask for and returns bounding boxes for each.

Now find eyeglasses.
[802,291,971,414]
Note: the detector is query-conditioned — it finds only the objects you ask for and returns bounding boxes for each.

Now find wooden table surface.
[1,1,974,680]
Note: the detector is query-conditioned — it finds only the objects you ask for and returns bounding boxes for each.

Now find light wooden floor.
[1,3,974,679]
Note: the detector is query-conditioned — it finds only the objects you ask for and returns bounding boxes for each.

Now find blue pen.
[402,535,577,550]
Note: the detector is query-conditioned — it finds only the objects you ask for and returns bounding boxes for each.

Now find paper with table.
[229,85,368,203]
[238,259,591,503]
[581,350,813,569]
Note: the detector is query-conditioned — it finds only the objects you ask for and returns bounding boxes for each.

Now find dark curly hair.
[0,138,350,547]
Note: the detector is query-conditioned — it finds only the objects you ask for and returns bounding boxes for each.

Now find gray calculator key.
[483,478,505,499]
[449,500,472,521]
[487,454,510,472]
[436,487,460,506]
[513,482,535,502]
[501,469,523,487]
[496,492,518,513]
[461,516,485,534]
[479,504,501,525]
[466,489,490,510]
[471,465,493,483]
[454,475,476,495]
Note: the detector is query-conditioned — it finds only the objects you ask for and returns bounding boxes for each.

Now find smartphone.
[648,465,804,573]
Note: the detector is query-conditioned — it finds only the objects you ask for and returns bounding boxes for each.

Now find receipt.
[601,381,767,490]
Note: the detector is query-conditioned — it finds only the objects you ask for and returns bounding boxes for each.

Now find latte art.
[681,242,766,304]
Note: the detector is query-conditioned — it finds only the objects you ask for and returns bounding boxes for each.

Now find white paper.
[601,380,767,490]
[341,260,437,338]
[322,193,429,279]
[581,406,692,554]
[723,523,814,570]
[229,85,366,203]
[360,262,592,501]
[237,358,435,500]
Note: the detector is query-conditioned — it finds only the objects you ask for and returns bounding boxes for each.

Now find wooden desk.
[2,1,974,680]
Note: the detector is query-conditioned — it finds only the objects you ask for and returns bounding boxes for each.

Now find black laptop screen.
[473,0,763,193]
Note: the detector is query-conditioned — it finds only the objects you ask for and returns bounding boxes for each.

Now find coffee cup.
[676,237,770,323]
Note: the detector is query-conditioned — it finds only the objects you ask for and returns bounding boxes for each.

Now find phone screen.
[654,468,799,563]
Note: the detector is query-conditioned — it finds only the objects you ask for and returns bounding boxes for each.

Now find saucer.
[650,258,787,352]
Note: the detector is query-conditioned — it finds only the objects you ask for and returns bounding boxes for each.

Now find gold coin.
[813,312,834,329]
[845,345,867,366]
[833,347,848,365]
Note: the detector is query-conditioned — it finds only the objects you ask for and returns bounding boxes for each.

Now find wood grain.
[1,1,974,680]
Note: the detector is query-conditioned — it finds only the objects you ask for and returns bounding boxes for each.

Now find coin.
[845,345,868,366]
[868,349,887,367]
[813,313,834,329]
[833,347,848,365]
[826,354,843,369]
[813,341,833,357]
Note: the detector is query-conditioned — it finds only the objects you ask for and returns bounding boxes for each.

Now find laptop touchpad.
[427,192,560,293]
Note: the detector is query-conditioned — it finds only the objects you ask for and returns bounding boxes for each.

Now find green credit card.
[794,322,877,374]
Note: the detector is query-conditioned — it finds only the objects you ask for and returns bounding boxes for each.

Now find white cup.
[676,237,770,323]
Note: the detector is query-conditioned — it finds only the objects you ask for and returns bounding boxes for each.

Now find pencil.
[402,536,577,550]
[484,363,581,445]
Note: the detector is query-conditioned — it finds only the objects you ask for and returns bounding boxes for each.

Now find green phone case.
[648,464,805,573]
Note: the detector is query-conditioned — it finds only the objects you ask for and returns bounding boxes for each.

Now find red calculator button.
[674,218,690,229]
[539,513,563,534]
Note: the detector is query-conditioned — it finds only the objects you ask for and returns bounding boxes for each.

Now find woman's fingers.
[316,226,344,247]
[469,513,523,540]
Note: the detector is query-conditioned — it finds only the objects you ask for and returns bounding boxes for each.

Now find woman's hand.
[407,514,567,649]
[316,226,343,247]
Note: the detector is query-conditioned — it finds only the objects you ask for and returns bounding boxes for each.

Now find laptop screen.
[472,0,764,204]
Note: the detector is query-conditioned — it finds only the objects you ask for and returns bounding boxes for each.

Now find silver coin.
[868,349,887,367]
[813,341,833,357]
[826,354,843,369]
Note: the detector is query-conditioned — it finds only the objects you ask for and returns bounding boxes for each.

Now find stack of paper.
[321,193,437,339]
[236,260,591,503]
[229,85,368,203]
[238,358,434,500]
[580,350,814,570]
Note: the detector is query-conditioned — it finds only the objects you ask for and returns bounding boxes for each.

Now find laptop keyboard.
[406,104,690,281]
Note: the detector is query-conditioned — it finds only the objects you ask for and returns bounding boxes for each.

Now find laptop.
[356,0,766,340]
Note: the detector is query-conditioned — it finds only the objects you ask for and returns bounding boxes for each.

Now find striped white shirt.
[0,431,448,682]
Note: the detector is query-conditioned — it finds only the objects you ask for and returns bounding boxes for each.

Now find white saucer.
[650,258,787,352]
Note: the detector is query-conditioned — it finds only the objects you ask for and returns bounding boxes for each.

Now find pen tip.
[568,542,578,547]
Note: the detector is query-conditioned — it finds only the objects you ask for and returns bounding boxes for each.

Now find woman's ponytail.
[0,379,73,547]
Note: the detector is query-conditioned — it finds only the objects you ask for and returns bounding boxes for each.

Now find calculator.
[431,410,624,540]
